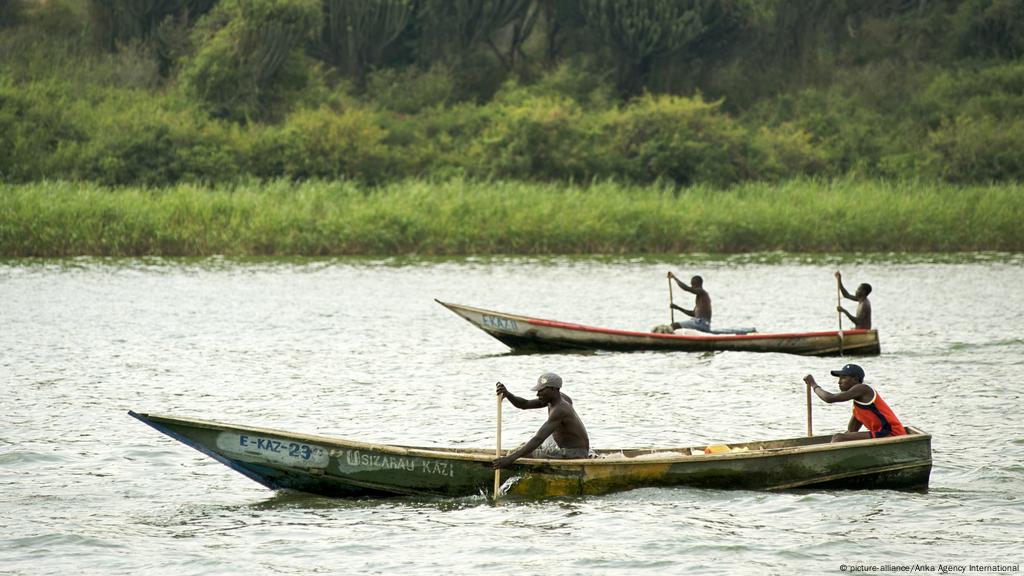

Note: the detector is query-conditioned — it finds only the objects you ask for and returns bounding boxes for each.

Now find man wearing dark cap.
[492,372,592,468]
[836,271,872,329]
[804,363,906,442]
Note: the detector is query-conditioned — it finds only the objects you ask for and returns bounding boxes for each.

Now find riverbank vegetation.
[3,179,1021,256]
[2,1,1022,255]
[3,0,1024,187]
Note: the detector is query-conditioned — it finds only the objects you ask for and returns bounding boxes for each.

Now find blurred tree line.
[1,0,1023,186]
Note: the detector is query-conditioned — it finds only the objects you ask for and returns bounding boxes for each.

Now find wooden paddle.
[806,381,813,437]
[668,274,675,326]
[836,271,845,356]
[494,393,502,501]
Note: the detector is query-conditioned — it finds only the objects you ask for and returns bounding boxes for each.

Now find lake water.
[2,255,1023,575]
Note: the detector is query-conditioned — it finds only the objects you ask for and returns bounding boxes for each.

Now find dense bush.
[920,64,1024,123]
[525,62,616,110]
[0,80,82,182]
[747,124,827,181]
[364,64,455,114]
[468,93,593,181]
[600,94,749,186]
[45,89,242,186]
[257,106,394,182]
[394,102,496,179]
[923,116,1024,183]
[756,88,893,177]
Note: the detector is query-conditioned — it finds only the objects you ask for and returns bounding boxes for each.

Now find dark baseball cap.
[531,372,563,391]
[830,363,865,380]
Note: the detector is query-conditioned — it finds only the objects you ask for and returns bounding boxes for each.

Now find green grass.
[1,178,1021,256]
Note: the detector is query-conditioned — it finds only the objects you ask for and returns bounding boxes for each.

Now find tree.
[181,0,323,122]
[419,0,536,65]
[1,0,23,28]
[316,0,414,86]
[579,0,731,95]
[87,1,217,51]
[955,0,1024,59]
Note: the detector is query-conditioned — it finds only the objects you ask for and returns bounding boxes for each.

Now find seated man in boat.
[804,363,906,442]
[836,271,872,329]
[492,373,593,468]
[667,271,712,332]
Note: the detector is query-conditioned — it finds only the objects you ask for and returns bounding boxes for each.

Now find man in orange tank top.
[804,363,906,442]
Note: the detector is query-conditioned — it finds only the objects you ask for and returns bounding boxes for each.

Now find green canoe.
[129,411,931,498]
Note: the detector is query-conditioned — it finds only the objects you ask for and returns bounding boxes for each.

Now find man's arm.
[804,377,872,403]
[668,271,696,294]
[846,414,864,433]
[835,272,855,301]
[493,417,560,469]
[670,303,695,317]
[837,306,856,324]
[496,382,545,409]
[673,278,697,294]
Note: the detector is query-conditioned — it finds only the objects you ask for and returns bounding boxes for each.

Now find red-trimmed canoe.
[129,411,930,498]
[437,300,880,356]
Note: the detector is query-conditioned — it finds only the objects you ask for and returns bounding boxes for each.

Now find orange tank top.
[853,387,906,438]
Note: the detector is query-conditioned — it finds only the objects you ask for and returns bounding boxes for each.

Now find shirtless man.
[836,271,872,329]
[492,373,592,468]
[668,271,712,333]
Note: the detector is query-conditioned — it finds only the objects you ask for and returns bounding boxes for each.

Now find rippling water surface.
[2,255,1023,575]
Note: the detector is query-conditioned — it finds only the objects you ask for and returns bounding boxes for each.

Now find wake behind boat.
[129,411,930,498]
[437,300,880,356]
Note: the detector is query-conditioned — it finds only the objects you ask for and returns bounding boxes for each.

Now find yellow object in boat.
[704,444,730,455]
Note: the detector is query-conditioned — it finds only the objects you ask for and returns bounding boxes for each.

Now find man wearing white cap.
[492,372,592,468]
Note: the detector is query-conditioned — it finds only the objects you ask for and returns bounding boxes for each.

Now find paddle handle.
[806,383,813,437]
[494,394,502,500]
[668,276,675,325]
[836,272,845,356]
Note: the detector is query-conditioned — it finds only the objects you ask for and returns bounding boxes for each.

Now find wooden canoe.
[437,300,880,356]
[129,411,930,498]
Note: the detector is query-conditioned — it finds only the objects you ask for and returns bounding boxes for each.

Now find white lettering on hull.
[481,314,519,333]
[216,432,329,468]
[339,450,455,477]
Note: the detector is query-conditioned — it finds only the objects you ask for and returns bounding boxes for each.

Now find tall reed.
[1,179,1021,256]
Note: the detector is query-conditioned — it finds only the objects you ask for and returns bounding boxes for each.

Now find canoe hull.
[130,411,492,497]
[130,412,930,499]
[437,300,879,356]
